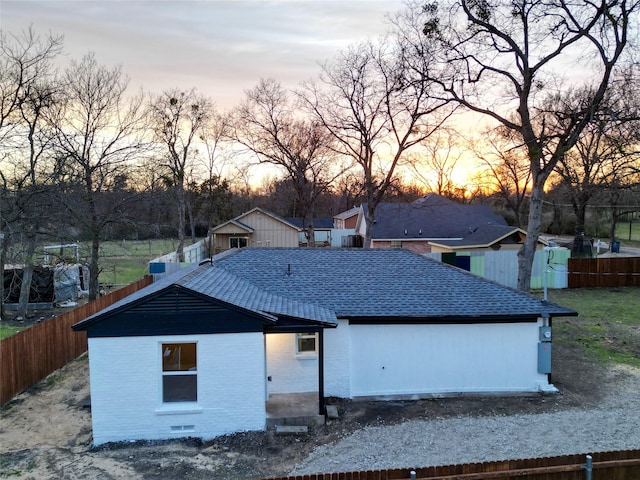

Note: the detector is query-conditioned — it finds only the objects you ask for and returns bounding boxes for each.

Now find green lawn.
[91,239,186,286]
[0,324,26,340]
[547,287,640,368]
[615,220,640,243]
[22,238,182,287]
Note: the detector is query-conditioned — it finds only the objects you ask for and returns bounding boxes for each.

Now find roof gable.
[73,258,338,336]
[211,219,255,235]
[73,284,275,337]
[237,207,300,231]
[210,208,301,235]
[334,207,360,221]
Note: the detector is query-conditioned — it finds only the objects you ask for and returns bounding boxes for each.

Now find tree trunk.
[187,194,196,244]
[0,232,7,320]
[575,203,587,235]
[363,204,376,248]
[304,205,316,247]
[88,231,101,301]
[517,181,545,292]
[609,206,619,243]
[307,223,316,247]
[16,232,37,318]
[176,183,186,262]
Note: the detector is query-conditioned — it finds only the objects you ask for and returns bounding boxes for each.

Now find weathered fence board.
[568,257,640,288]
[1,276,152,406]
[260,449,640,480]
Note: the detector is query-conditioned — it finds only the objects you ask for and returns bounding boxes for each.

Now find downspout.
[318,328,325,416]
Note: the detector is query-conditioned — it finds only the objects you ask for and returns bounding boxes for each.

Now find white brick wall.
[88,333,266,445]
[348,321,548,397]
[324,320,351,398]
[265,333,318,394]
[263,322,351,398]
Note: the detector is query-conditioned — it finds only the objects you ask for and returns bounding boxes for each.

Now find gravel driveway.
[291,364,640,476]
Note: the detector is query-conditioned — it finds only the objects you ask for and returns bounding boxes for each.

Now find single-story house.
[209,207,300,253]
[356,194,538,254]
[73,248,576,445]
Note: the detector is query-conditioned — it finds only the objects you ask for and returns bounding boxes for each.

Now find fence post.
[583,454,592,480]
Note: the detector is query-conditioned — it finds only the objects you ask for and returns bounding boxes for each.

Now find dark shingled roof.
[429,224,525,248]
[368,194,508,240]
[213,248,575,320]
[74,248,576,331]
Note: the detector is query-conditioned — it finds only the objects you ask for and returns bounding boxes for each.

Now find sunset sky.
[2,0,405,109]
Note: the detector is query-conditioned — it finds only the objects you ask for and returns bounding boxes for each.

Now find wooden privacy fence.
[568,257,640,288]
[262,449,640,480]
[1,275,152,406]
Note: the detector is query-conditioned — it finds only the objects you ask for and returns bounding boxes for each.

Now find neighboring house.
[284,217,334,247]
[333,206,360,230]
[73,248,575,445]
[356,194,531,254]
[209,207,300,253]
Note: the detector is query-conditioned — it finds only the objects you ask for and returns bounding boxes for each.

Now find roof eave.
[341,314,545,324]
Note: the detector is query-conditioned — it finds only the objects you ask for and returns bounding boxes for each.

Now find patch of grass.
[615,221,640,244]
[0,454,22,477]
[7,238,186,288]
[0,324,25,340]
[96,238,202,286]
[94,239,182,286]
[548,287,640,368]
[46,374,62,387]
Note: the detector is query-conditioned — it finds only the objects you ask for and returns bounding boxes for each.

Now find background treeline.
[2,0,640,310]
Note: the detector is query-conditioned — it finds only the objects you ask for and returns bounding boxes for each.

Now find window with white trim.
[162,343,197,403]
[229,237,248,249]
[296,332,317,355]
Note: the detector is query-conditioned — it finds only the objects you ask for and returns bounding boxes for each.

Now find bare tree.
[200,109,234,236]
[0,28,62,317]
[231,78,343,246]
[148,88,212,260]
[555,75,640,240]
[300,30,453,247]
[0,28,62,140]
[409,0,637,290]
[408,130,463,199]
[12,79,61,317]
[50,53,147,300]
[474,128,532,227]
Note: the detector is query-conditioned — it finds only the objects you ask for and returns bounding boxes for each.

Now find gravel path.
[291,366,640,475]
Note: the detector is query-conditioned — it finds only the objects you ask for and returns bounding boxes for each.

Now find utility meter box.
[538,342,552,374]
[539,326,552,342]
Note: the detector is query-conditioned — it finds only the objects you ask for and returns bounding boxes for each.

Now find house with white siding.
[73,248,576,445]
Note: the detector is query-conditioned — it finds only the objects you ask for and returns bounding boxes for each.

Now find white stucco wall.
[349,321,548,398]
[88,332,266,445]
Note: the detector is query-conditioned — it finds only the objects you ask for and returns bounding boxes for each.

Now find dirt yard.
[1,335,634,480]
